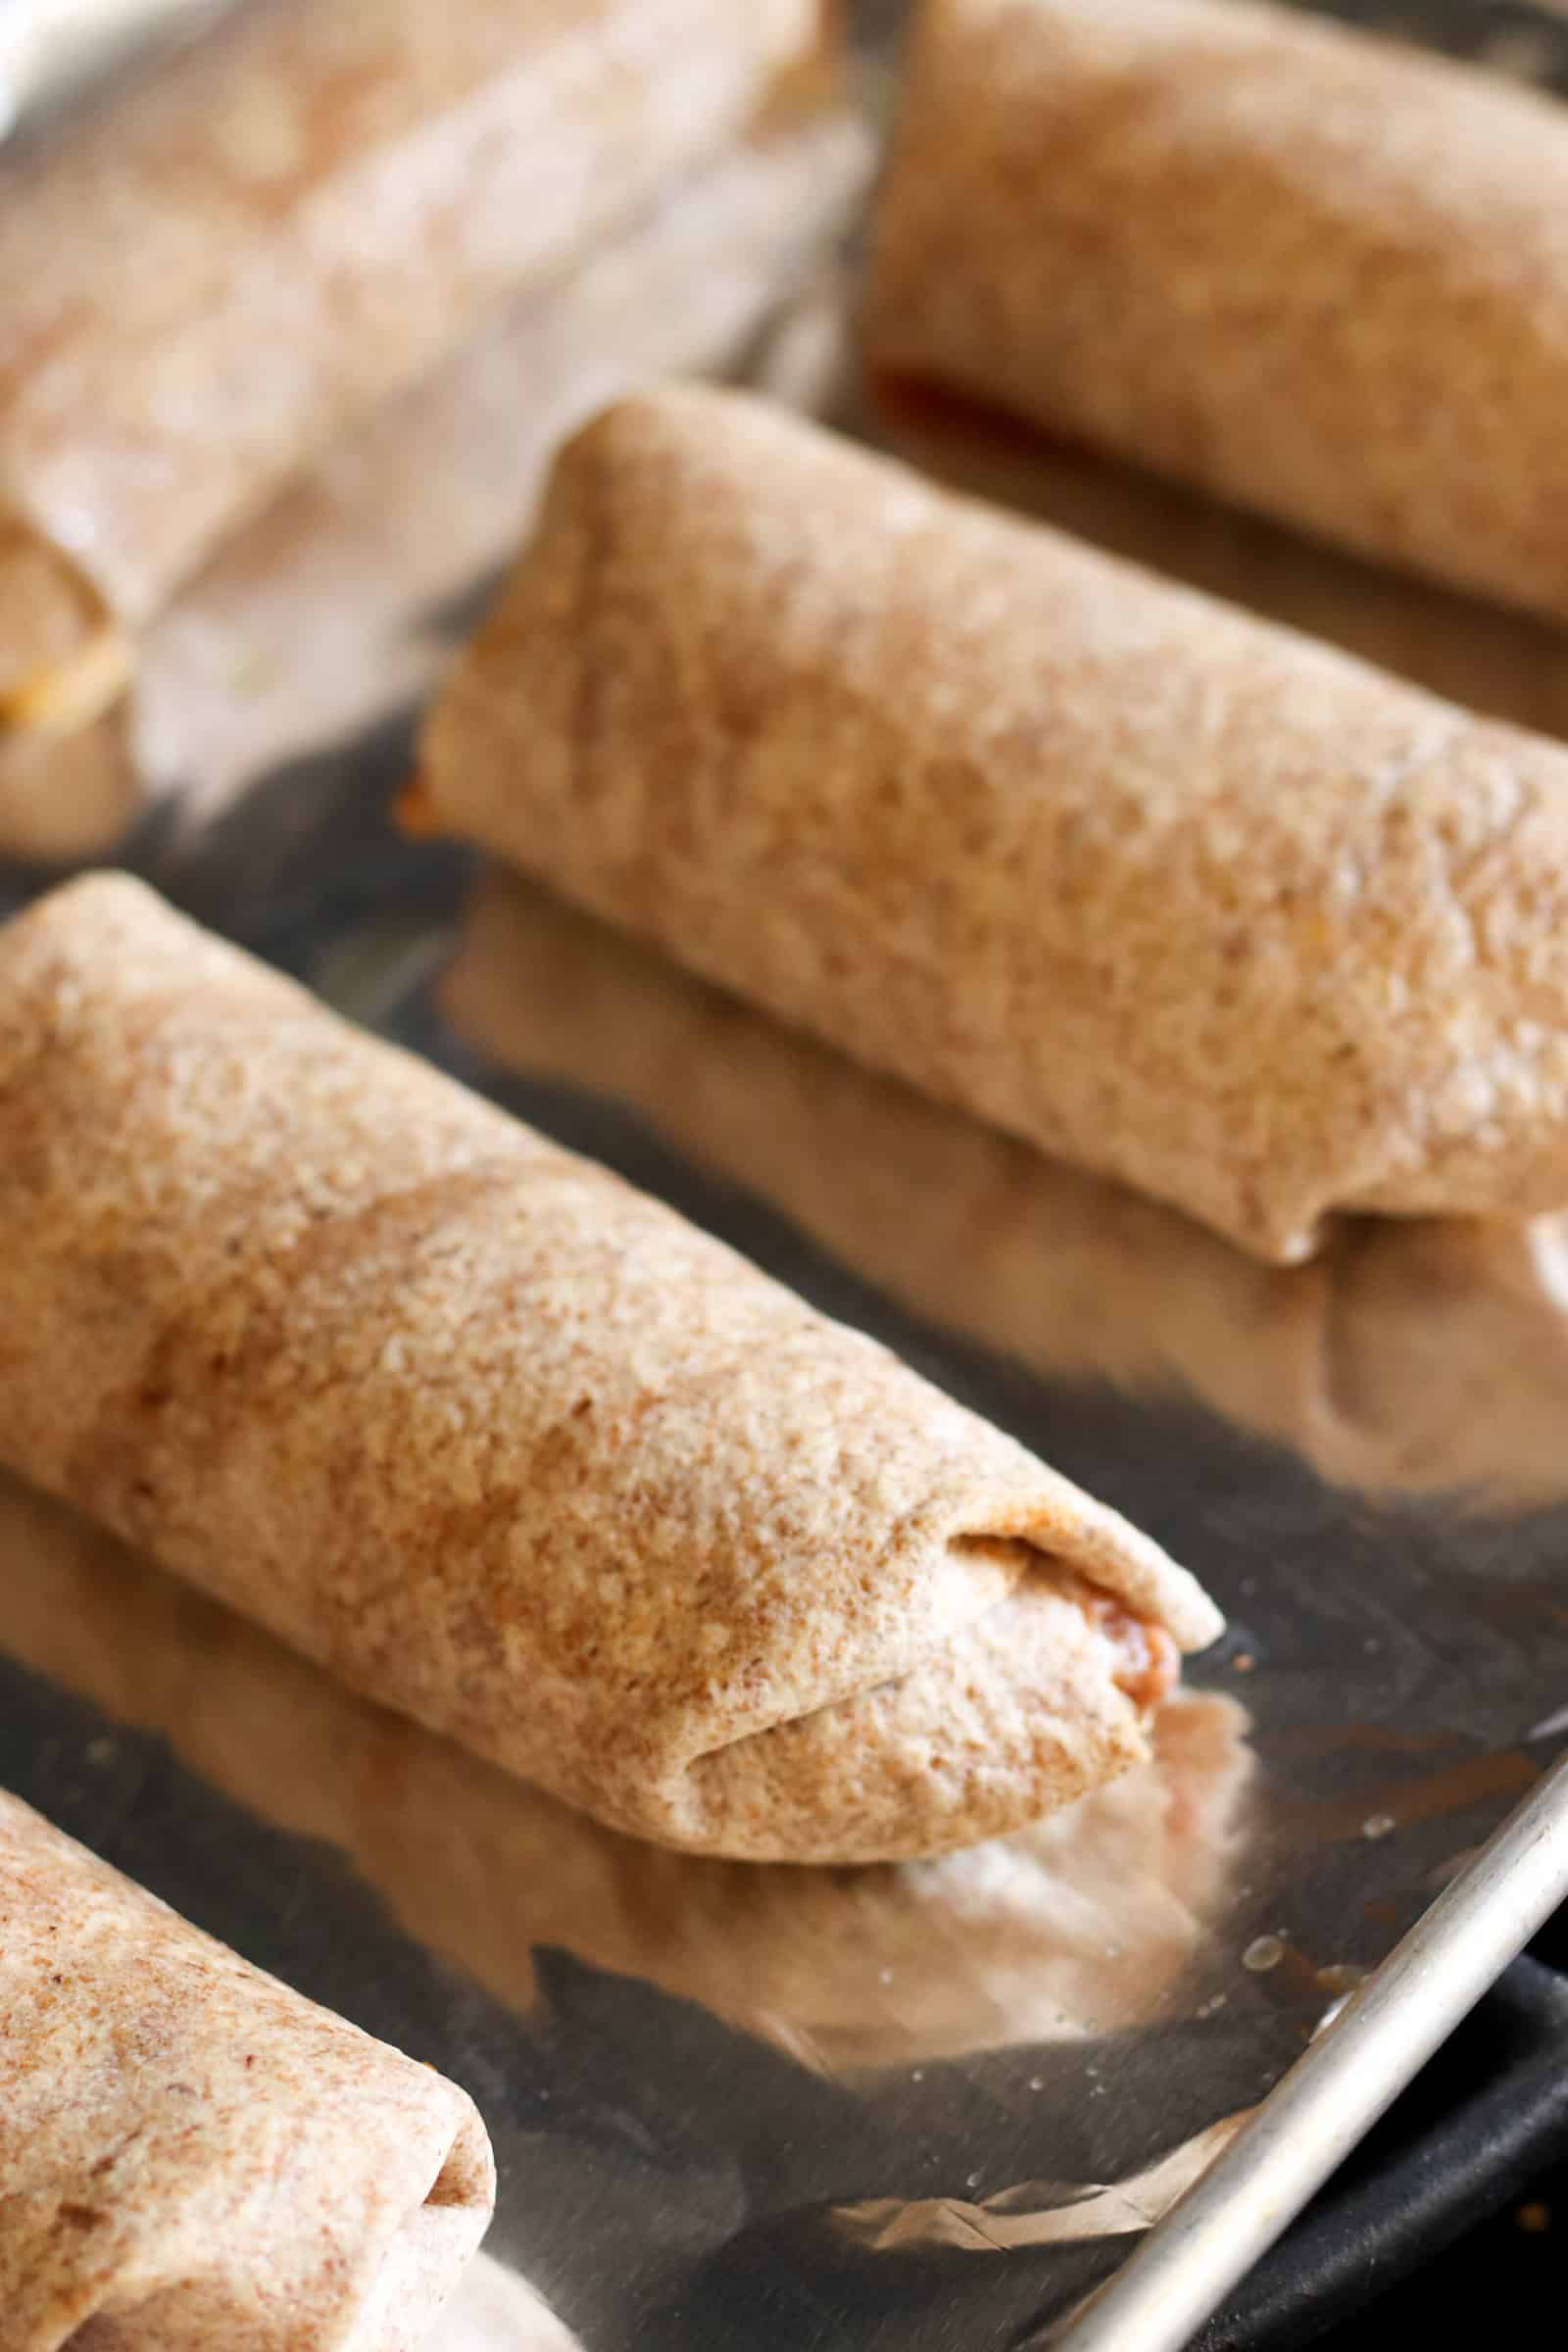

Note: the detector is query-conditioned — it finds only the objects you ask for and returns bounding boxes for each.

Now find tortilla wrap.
[0,0,825,738]
[0,873,1219,1863]
[0,1790,493,2351]
[0,98,866,863]
[416,384,1568,1261]
[867,0,1568,628]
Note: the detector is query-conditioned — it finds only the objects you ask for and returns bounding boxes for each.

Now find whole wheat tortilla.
[0,873,1219,1863]
[0,98,867,862]
[0,0,823,733]
[0,1789,493,2352]
[866,0,1568,629]
[416,384,1568,1262]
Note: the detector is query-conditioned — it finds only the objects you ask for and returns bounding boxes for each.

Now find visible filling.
[679,1556,1186,1863]
[689,1554,1182,1784]
[956,1538,1181,1715]
[0,524,130,737]
[1067,1575,1180,1711]
[0,622,133,737]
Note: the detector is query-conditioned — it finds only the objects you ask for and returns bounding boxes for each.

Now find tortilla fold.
[867,0,1568,628]
[0,873,1218,1863]
[417,384,1568,1261]
[0,0,824,738]
[0,1790,493,2351]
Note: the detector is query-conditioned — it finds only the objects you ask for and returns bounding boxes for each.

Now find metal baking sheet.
[6,4,1568,2347]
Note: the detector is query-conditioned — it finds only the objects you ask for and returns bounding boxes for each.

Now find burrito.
[1,69,866,862]
[445,872,1568,1510]
[414,384,1568,1262]
[0,1790,494,2350]
[0,97,866,865]
[0,874,1219,1863]
[0,0,825,753]
[128,106,865,851]
[0,1465,1251,2069]
[866,0,1568,629]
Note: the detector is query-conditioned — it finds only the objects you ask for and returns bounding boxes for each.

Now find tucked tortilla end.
[0,1790,496,2351]
[333,2103,497,2352]
[1008,1467,1224,1658]
[52,2099,496,2352]
[655,1504,1222,1864]
[677,1562,1214,1865]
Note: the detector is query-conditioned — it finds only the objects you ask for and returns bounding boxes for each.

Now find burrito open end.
[866,0,1568,630]
[414,383,1568,1262]
[0,93,868,862]
[0,874,1219,1864]
[0,1790,494,2352]
[0,0,826,748]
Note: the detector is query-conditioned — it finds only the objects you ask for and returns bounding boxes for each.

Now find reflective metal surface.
[1053,1748,1568,2352]
[5,4,1568,2347]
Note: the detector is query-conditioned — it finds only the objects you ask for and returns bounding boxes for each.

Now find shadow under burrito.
[442,871,1568,1513]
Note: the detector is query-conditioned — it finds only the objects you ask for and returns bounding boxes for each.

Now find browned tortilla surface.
[418,384,1568,1261]
[0,0,824,731]
[0,874,1219,1862]
[867,0,1568,627]
[0,100,866,861]
[0,1790,493,2351]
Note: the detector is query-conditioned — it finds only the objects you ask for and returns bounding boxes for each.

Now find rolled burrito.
[866,0,1568,630]
[415,384,1568,1262]
[0,97,867,863]
[0,0,824,745]
[0,874,1219,1863]
[0,1790,494,2350]
[0,97,866,862]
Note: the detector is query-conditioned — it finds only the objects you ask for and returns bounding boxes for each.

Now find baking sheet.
[6,4,1568,2347]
